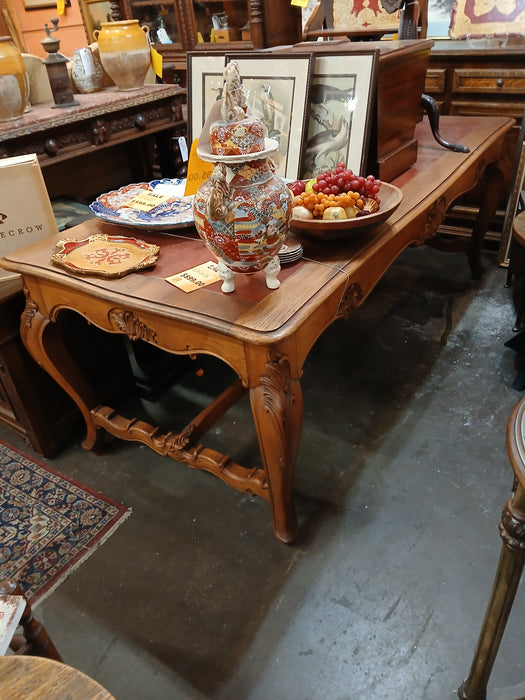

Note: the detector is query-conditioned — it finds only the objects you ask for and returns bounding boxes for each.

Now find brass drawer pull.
[496,78,504,88]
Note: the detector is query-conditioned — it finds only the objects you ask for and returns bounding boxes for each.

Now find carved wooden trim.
[108,309,157,343]
[424,195,448,239]
[91,405,268,498]
[499,500,525,552]
[336,283,364,319]
[21,288,37,331]
[249,0,264,48]
[91,119,109,146]
[261,351,293,415]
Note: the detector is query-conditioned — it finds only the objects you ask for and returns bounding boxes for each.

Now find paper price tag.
[127,191,171,211]
[166,261,221,292]
[151,47,162,79]
[184,139,213,196]
[291,0,309,6]
[178,136,189,162]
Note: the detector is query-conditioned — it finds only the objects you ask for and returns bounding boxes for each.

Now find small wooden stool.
[458,396,525,699]
[505,211,525,331]
[0,580,61,661]
[0,656,115,699]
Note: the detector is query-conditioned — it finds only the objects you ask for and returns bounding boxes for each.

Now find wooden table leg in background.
[468,162,505,280]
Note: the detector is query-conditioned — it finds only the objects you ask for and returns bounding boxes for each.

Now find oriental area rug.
[0,439,131,604]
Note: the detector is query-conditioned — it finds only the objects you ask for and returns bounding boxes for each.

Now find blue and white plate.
[90,178,194,231]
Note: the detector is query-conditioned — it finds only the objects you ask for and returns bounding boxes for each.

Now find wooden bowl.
[289,182,403,241]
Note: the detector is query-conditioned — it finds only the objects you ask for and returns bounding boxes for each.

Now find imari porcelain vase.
[193,60,292,293]
[193,158,292,293]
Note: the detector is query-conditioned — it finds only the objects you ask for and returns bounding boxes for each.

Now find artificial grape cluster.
[289,163,382,205]
[312,162,381,204]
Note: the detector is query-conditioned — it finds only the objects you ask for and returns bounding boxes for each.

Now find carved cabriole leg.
[458,483,525,700]
[249,349,303,544]
[20,290,101,452]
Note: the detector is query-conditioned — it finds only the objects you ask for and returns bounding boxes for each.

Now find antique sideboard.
[0,84,187,203]
[425,37,525,243]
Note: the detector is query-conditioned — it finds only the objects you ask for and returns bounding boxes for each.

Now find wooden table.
[0,116,513,543]
[0,85,187,201]
[0,656,115,699]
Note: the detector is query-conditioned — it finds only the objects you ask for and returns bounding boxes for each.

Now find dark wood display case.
[112,0,302,85]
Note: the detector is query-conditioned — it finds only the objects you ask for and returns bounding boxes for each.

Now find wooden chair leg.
[0,579,62,661]
[458,482,525,700]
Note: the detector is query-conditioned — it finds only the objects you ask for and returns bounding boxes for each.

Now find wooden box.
[281,39,434,181]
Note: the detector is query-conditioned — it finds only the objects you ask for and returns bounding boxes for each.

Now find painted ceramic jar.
[0,36,27,122]
[193,158,293,293]
[94,20,151,91]
[71,47,104,94]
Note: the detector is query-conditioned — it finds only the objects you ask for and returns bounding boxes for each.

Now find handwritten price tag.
[184,139,214,196]
[127,191,171,212]
[166,261,221,292]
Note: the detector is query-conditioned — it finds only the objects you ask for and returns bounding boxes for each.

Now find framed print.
[187,53,228,148]
[80,0,113,44]
[189,52,313,180]
[224,53,313,180]
[300,50,378,180]
[450,0,525,38]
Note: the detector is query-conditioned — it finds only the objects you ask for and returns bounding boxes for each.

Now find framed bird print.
[225,52,314,180]
[299,50,379,179]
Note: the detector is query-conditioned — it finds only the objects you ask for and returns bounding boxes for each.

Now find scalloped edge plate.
[89,178,194,231]
[289,182,403,240]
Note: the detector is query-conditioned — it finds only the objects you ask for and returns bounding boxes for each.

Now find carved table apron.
[0,116,513,543]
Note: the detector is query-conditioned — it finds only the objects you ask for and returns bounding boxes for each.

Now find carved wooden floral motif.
[108,309,157,343]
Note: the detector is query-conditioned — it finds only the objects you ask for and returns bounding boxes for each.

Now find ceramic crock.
[193,158,292,293]
[94,20,151,91]
[0,36,28,122]
[71,47,104,94]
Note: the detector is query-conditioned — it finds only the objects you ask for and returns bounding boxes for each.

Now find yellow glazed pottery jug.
[94,20,151,91]
[0,36,27,122]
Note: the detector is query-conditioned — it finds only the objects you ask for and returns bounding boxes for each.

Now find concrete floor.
[3,244,525,700]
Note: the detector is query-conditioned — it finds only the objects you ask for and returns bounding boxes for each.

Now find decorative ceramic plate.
[89,178,194,231]
[51,234,160,278]
[290,183,403,241]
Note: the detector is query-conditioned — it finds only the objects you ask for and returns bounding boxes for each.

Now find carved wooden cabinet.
[425,38,525,242]
[113,0,302,84]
